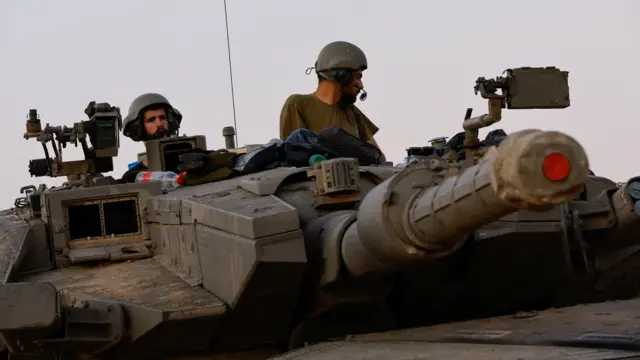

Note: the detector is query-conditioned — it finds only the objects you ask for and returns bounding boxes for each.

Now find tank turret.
[4,68,640,360]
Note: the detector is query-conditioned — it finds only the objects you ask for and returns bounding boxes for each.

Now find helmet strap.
[329,69,353,87]
[132,110,180,142]
[166,111,180,136]
[316,68,353,87]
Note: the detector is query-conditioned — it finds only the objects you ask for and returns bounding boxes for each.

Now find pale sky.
[0,0,638,208]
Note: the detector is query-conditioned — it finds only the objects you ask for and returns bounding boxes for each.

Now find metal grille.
[319,158,359,194]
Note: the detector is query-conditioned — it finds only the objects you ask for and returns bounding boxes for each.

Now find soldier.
[279,40,386,162]
[120,93,183,181]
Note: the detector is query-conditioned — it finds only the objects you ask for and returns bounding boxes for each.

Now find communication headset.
[313,63,368,101]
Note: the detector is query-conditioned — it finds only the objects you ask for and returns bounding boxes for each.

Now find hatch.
[64,194,141,242]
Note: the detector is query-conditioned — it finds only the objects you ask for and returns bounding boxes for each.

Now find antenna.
[223,0,239,146]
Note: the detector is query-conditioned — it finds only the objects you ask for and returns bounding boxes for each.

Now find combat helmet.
[315,41,368,77]
[122,93,182,142]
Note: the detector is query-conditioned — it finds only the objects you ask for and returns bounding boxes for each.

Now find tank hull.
[273,293,640,359]
[3,130,640,359]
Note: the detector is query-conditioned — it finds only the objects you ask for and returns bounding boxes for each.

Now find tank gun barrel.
[341,129,589,277]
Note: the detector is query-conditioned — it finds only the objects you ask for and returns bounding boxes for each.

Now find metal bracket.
[560,205,591,275]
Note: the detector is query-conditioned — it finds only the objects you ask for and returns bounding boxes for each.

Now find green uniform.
[279,93,379,142]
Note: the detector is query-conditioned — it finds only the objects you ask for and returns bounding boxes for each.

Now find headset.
[315,64,368,101]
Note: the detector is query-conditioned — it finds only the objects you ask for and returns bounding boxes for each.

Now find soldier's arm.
[367,137,380,148]
[369,138,386,163]
[358,115,387,163]
[279,96,307,140]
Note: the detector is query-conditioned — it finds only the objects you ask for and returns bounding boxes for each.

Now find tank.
[2,67,640,360]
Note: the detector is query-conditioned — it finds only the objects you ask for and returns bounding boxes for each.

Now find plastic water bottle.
[135,171,186,191]
[309,154,326,166]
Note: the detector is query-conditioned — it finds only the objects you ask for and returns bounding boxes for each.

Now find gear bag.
[284,127,382,166]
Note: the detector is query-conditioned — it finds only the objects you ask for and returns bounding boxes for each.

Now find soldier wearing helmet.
[120,93,182,181]
[122,93,182,143]
[279,41,386,161]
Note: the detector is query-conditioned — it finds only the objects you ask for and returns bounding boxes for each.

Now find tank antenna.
[223,0,239,146]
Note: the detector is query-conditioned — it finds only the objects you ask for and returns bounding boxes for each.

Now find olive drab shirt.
[279,94,379,143]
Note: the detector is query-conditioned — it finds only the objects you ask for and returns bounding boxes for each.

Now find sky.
[0,0,638,208]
